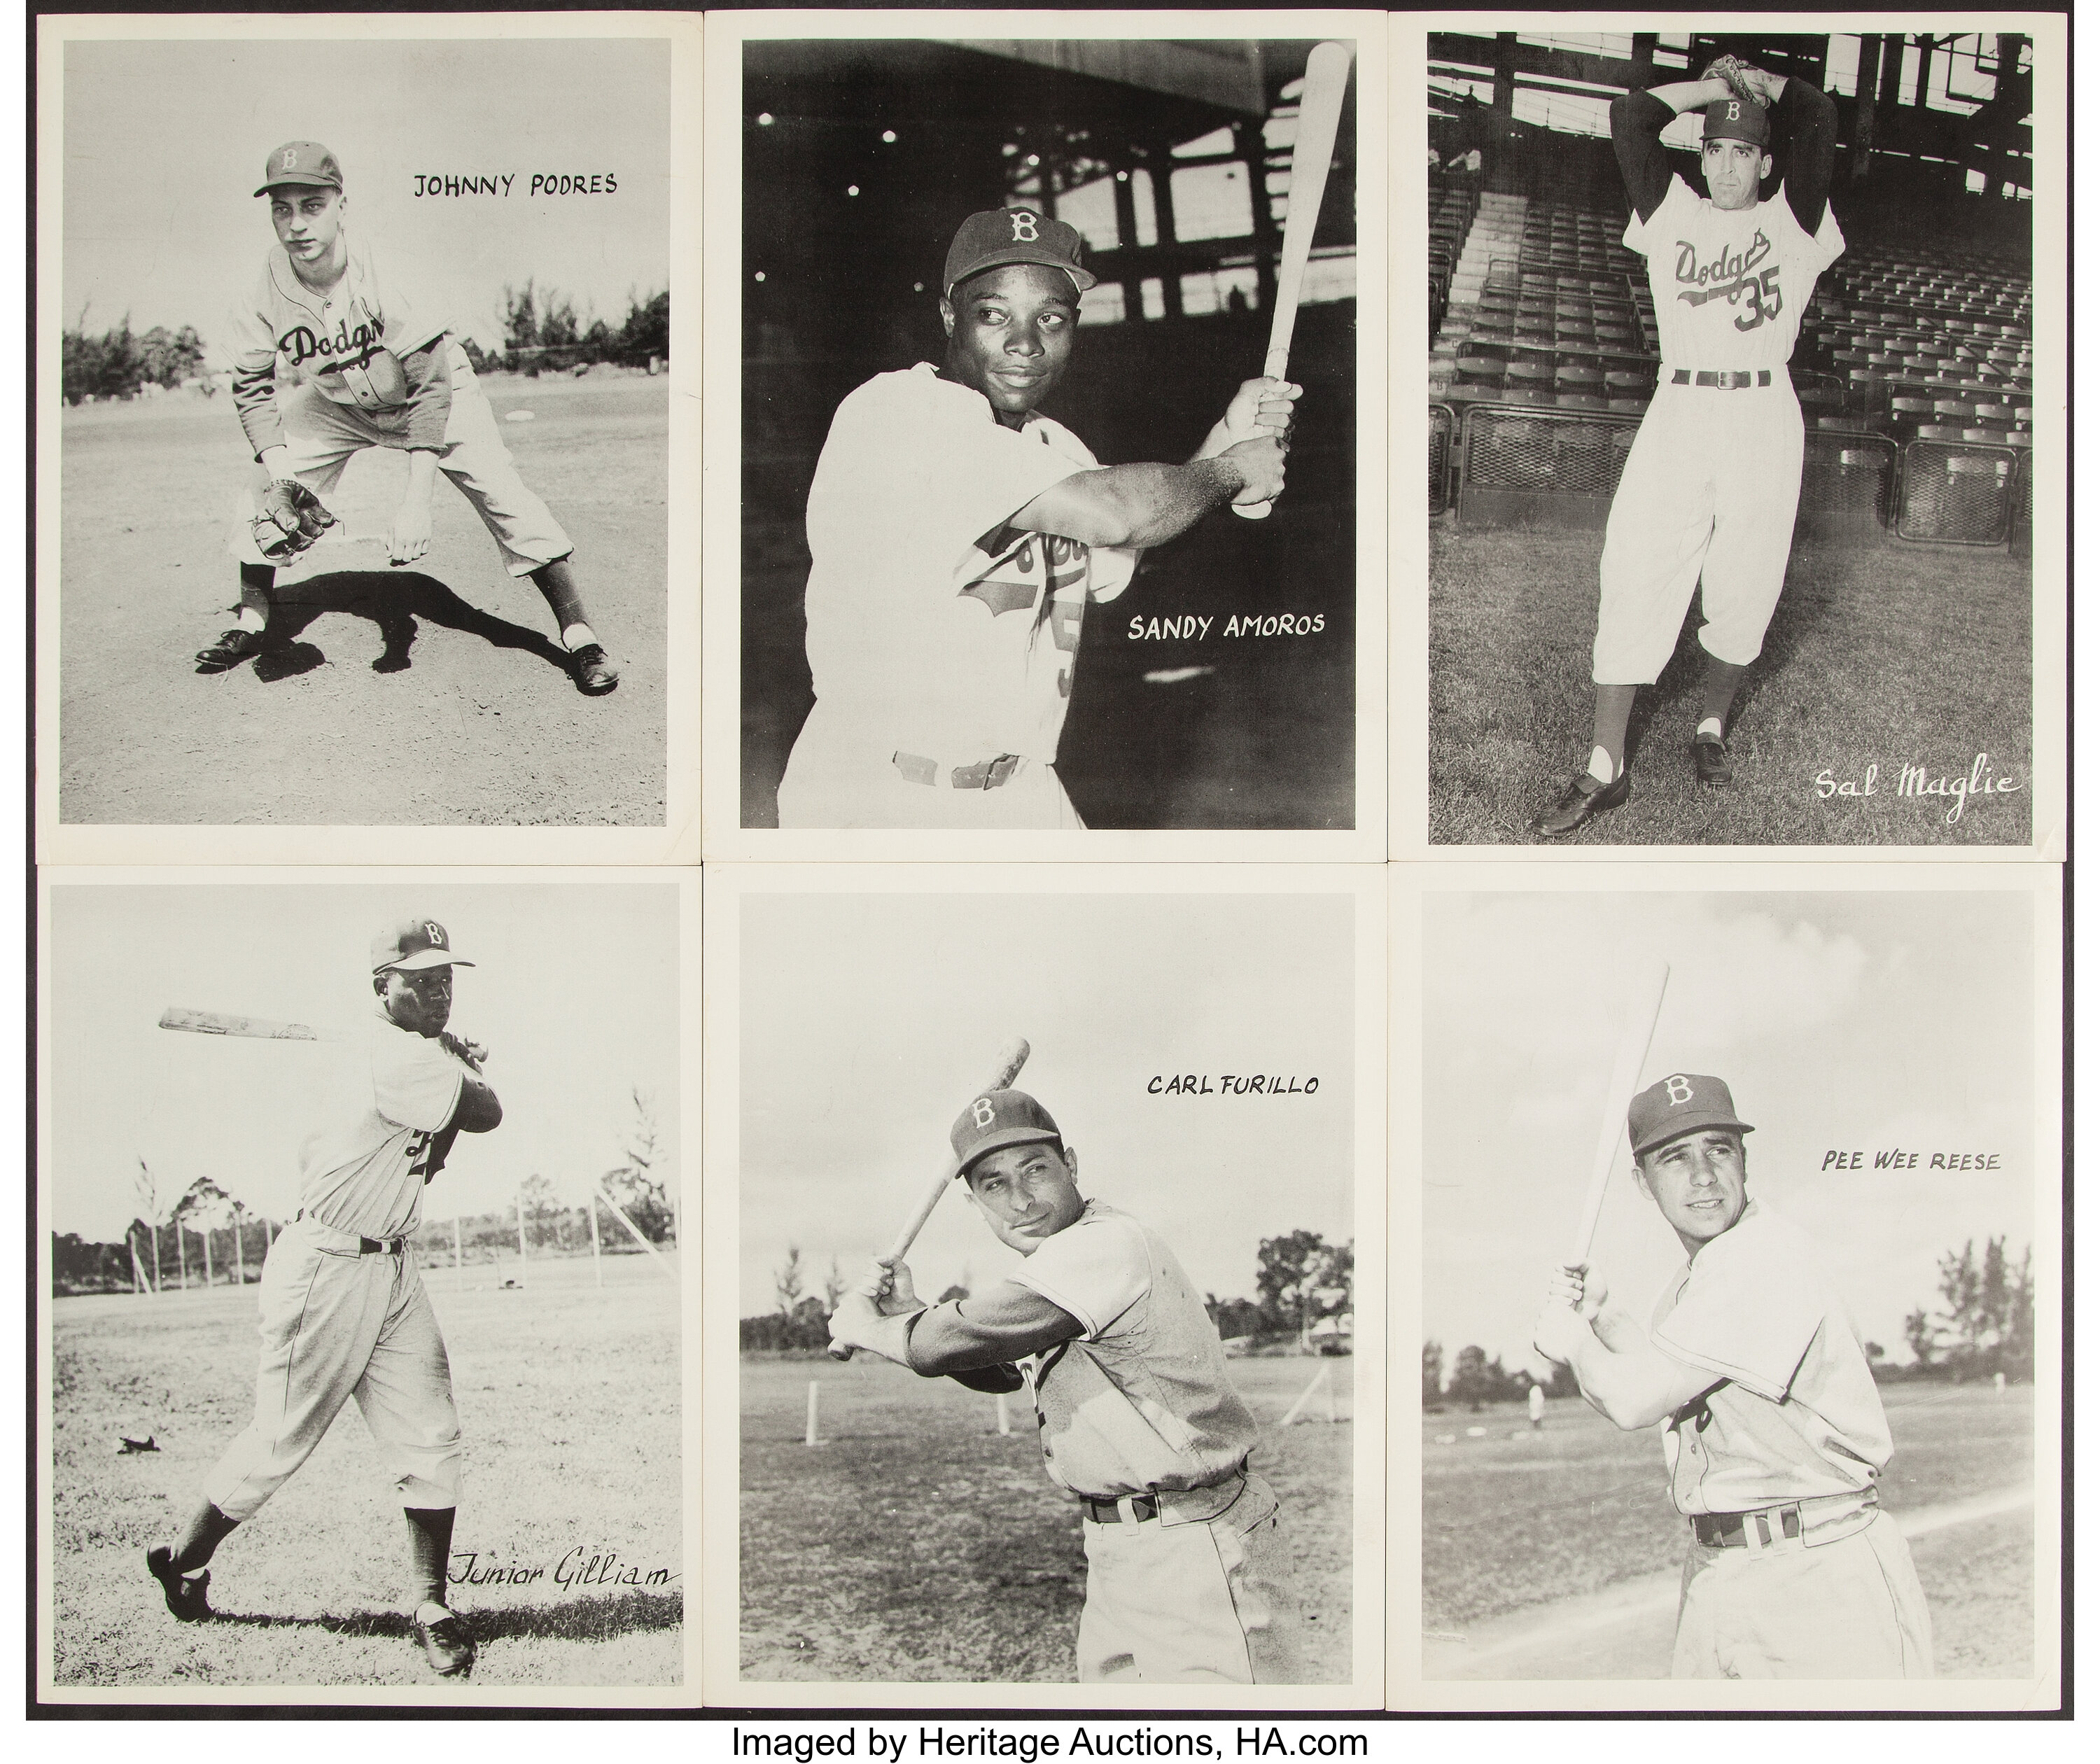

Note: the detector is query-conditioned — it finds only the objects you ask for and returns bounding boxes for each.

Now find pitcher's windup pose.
[828,1088,1308,1682]
[1531,1072,1933,1678]
[146,918,501,1679]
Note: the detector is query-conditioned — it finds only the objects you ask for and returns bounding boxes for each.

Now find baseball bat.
[159,1005,329,1042]
[828,1036,1031,1361]
[1234,40,1352,522]
[1565,960,1672,1270]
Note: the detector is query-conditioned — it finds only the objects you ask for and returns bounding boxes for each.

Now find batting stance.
[828,1090,1308,1683]
[198,141,619,695]
[146,918,500,1679]
[776,206,1297,829]
[1534,59,1842,836]
[1531,1074,1934,1679]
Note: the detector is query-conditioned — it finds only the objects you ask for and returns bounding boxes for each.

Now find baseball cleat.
[146,1546,214,1622]
[568,643,620,695]
[415,1606,476,1676]
[1531,769,1632,837]
[1693,734,1733,785]
[195,628,267,673]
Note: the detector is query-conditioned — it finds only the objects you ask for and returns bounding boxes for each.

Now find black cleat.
[1692,734,1733,785]
[1532,769,1632,838]
[568,643,620,695]
[195,628,267,673]
[416,1606,476,1677]
[146,1546,213,1622]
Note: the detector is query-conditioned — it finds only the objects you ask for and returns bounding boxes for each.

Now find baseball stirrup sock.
[1698,659,1748,738]
[528,559,592,646]
[405,1506,457,1609]
[168,1499,240,1574]
[1589,684,1638,782]
[234,563,276,631]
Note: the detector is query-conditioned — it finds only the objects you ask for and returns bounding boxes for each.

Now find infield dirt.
[57,370,670,827]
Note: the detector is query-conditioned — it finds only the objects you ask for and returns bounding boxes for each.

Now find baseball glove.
[251,478,337,561]
[1702,54,1772,109]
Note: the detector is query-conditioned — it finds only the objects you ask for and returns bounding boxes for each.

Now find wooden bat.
[1235,40,1352,522]
[829,1036,1031,1361]
[1567,960,1672,1270]
[159,1006,330,1042]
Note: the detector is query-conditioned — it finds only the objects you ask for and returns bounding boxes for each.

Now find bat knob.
[827,1345,853,1362]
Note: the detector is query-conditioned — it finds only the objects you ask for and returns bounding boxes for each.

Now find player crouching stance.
[1531,1074,1933,1679]
[198,142,618,696]
[778,207,1296,829]
[1533,60,1842,835]
[146,919,501,1679]
[828,1090,1309,1683]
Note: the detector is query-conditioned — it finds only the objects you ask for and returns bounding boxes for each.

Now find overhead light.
[913,281,925,293]
[847,185,860,196]
[754,271,766,282]
[757,112,774,126]
[882,130,897,143]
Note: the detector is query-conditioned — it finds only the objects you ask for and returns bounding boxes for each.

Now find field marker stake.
[589,1193,603,1287]
[1326,1366,1338,1424]
[805,1380,820,1447]
[515,1191,528,1285]
[453,1214,463,1289]
[996,1392,1011,1436]
[1280,1360,1329,1427]
[592,1179,678,1280]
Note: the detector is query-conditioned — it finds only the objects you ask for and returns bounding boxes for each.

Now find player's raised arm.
[828,1271,1082,1372]
[1611,76,1733,220]
[1771,73,1840,234]
[1013,442,1287,549]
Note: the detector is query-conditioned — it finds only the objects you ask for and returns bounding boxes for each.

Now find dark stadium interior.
[741,40,1359,829]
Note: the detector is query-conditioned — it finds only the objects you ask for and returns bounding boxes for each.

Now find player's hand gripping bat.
[1235,40,1351,522]
[828,1037,1031,1361]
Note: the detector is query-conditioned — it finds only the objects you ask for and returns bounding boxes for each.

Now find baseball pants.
[1671,1510,1935,1679]
[225,353,571,577]
[202,1214,463,1522]
[776,700,1083,830]
[1075,1470,1309,1684]
[1592,379,1806,684]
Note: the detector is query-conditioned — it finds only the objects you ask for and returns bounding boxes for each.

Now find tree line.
[1423,1234,2037,1410]
[741,1228,1355,1357]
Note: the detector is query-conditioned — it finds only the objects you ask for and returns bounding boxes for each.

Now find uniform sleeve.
[1005,1214,1152,1339]
[1650,1219,1828,1401]
[1611,89,1679,224]
[398,341,453,451]
[1623,167,1697,258]
[370,1028,466,1133]
[806,374,1089,573]
[1088,545,1140,603]
[225,276,284,458]
[370,249,449,358]
[1774,77,1839,238]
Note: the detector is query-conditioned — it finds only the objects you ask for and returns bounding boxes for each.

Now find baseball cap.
[1627,1073,1754,1158]
[1701,97,1770,148]
[255,141,344,198]
[942,207,1097,301]
[371,918,474,974]
[951,1088,1063,1177]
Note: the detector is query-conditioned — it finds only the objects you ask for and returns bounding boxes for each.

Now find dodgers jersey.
[295,1008,468,1241]
[802,364,1138,762]
[1648,1198,1894,1515]
[1007,1200,1262,1501]
[227,233,451,421]
[1630,175,1844,371]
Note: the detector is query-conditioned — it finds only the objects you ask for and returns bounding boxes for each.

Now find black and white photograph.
[38,15,693,848]
[1402,871,2060,1709]
[36,874,691,1702]
[1422,24,2062,849]
[702,867,1384,1705]
[706,13,1387,855]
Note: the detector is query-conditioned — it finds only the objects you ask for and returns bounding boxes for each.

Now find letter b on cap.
[1664,1074,1695,1106]
[1009,210,1039,241]
[972,1097,996,1128]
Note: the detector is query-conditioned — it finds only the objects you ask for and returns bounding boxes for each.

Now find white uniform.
[1008,1200,1306,1684]
[1594,176,1844,683]
[202,1007,470,1522]
[223,235,571,576]
[776,364,1138,829]
[1650,1198,1933,1678]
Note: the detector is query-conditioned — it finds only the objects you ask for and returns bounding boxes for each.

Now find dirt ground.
[1422,1382,2037,1679]
[48,1252,682,1688]
[739,1352,1355,1684]
[57,370,669,826]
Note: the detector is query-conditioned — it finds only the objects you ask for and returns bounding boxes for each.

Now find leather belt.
[294,1210,407,1256]
[1079,1461,1248,1527]
[893,750,1022,791]
[1671,369,1774,389]
[1693,1490,1873,1552]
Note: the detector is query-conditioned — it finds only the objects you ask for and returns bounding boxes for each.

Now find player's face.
[1700,139,1772,211]
[377,963,454,1037]
[963,1141,1085,1255]
[939,265,1077,426]
[1637,1129,1749,1251]
[267,186,345,266]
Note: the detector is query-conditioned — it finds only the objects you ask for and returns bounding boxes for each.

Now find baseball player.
[827,1089,1309,1683]
[776,206,1296,829]
[145,918,499,1679]
[195,142,619,695]
[1530,1074,1934,1678]
[1534,59,1842,836]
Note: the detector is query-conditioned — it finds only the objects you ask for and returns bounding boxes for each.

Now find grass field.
[740,1352,1354,1684]
[1422,1383,2035,1678]
[58,370,668,826]
[49,1252,681,1688]
[1427,526,2033,846]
